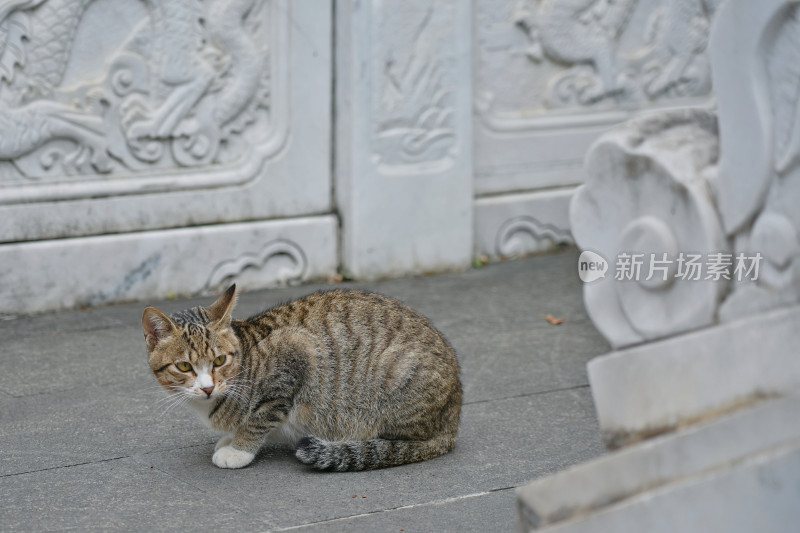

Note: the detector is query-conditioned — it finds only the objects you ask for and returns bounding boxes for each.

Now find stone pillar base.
[588,305,800,448]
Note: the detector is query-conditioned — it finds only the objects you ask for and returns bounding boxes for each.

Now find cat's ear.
[206,284,238,328]
[142,306,178,351]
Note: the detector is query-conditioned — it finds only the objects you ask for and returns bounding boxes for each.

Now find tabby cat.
[142,285,462,471]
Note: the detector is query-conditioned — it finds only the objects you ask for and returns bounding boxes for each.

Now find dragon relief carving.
[509,0,718,108]
[0,0,271,182]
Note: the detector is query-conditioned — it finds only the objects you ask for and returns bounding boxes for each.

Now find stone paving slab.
[0,252,610,531]
[0,325,146,397]
[0,382,212,476]
[133,388,602,530]
[0,458,271,532]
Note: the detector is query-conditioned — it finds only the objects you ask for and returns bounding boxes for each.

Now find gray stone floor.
[0,251,609,532]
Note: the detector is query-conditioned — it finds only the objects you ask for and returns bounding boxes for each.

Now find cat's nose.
[201,386,214,397]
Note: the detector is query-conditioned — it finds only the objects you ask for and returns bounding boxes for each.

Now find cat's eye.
[175,361,192,372]
[213,354,226,367]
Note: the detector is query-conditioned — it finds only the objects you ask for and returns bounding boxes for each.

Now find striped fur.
[142,285,462,471]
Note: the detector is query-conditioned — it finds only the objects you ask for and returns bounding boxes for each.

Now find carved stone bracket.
[711,0,800,321]
[571,109,725,348]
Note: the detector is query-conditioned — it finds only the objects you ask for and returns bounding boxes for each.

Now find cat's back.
[243,289,461,446]
[248,289,457,361]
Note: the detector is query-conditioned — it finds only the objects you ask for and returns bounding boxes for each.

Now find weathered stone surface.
[523,2,800,530]
[335,0,473,279]
[710,0,800,320]
[0,216,338,314]
[570,108,724,349]
[474,188,574,262]
[587,305,800,448]
[570,0,800,350]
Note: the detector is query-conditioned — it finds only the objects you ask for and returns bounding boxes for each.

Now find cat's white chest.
[187,398,306,445]
[187,399,217,429]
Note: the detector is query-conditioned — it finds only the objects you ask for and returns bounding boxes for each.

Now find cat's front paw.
[212,445,255,469]
[215,435,234,451]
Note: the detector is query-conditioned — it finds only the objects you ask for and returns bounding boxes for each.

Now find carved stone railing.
[0,0,724,313]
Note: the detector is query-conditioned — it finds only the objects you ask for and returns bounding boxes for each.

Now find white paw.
[212,445,255,469]
[215,435,234,451]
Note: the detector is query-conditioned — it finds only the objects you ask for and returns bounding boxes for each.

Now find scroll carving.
[570,109,726,348]
[714,0,800,320]
[495,216,573,258]
[204,240,308,293]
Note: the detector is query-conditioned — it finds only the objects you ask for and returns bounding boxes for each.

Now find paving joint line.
[268,486,517,532]
[0,441,216,479]
[0,456,129,479]
[462,383,590,406]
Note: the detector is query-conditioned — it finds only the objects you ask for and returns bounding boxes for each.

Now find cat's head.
[142,285,242,402]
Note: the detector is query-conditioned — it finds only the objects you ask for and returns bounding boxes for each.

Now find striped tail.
[295,435,455,472]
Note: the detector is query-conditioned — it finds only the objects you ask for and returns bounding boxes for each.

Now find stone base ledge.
[586,304,800,448]
[517,394,800,532]
[3,216,338,314]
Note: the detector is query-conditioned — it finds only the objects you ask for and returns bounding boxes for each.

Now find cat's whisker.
[156,390,194,417]
[152,386,185,402]
[159,398,190,418]
[154,395,183,409]
[155,393,184,413]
